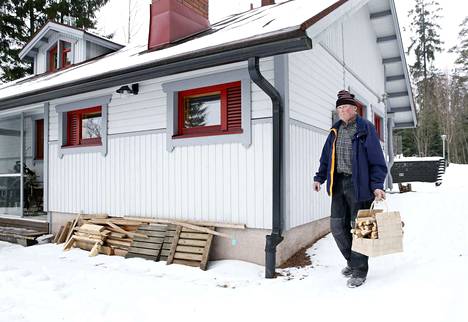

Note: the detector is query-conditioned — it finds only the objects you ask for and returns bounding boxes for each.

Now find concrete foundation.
[50,212,330,267]
[212,217,330,266]
[50,212,79,234]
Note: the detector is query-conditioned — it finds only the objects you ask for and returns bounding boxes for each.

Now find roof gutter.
[0,29,311,110]
[248,56,284,279]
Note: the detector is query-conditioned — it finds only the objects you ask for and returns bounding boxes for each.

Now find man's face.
[337,104,357,123]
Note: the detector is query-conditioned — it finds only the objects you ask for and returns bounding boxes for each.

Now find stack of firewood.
[351,218,378,239]
[61,215,148,257]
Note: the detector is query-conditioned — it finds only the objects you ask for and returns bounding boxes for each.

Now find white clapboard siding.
[342,6,385,96]
[86,41,110,60]
[288,121,331,229]
[289,7,385,130]
[48,58,274,138]
[316,22,343,61]
[48,122,273,229]
[289,46,342,130]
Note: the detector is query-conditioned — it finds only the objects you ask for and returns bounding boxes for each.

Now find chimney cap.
[261,0,275,6]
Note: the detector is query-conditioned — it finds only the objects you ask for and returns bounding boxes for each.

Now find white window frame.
[162,69,252,152]
[55,95,111,158]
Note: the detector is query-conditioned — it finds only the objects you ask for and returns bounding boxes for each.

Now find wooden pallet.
[125,224,168,261]
[0,227,43,247]
[166,226,214,270]
[159,224,177,261]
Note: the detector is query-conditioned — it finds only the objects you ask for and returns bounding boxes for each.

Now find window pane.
[0,177,21,216]
[49,45,58,71]
[81,112,102,139]
[0,117,21,174]
[61,41,72,66]
[184,94,221,128]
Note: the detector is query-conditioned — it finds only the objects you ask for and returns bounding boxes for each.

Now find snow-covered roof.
[0,0,342,103]
[0,0,414,123]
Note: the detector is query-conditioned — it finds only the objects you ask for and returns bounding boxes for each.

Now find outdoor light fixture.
[116,83,139,96]
[379,92,388,103]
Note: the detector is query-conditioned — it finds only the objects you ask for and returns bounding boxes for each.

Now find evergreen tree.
[407,0,444,157]
[185,102,207,128]
[447,16,468,163]
[408,0,443,81]
[450,17,468,80]
[0,0,110,83]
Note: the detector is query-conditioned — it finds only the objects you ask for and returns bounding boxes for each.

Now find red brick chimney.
[261,0,275,6]
[148,0,210,50]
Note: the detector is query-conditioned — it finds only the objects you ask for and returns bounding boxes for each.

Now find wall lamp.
[116,83,139,96]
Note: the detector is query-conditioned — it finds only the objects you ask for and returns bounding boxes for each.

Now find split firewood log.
[361,229,372,237]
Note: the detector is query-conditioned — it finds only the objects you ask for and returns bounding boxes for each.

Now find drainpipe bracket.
[265,234,284,252]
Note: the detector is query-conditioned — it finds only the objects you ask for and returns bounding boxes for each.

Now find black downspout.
[248,56,284,278]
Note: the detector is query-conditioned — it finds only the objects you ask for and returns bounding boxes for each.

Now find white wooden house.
[0,0,416,274]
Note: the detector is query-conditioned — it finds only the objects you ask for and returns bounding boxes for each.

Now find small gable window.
[48,40,72,72]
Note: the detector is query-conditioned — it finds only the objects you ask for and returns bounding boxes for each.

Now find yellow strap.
[329,128,337,196]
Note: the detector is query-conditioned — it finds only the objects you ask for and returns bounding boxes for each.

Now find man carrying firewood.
[313,90,387,288]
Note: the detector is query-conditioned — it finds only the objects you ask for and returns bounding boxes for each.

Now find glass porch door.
[0,115,22,216]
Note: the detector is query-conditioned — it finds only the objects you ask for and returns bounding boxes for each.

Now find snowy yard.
[1,164,467,322]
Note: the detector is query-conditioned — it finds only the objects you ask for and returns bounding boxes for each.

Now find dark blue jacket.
[313,115,388,201]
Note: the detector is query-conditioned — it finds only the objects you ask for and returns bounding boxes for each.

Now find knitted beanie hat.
[336,90,357,108]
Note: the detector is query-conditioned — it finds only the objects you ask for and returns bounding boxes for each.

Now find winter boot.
[346,276,366,288]
[341,266,353,277]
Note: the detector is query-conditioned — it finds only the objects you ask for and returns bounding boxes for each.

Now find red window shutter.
[226,84,242,131]
[49,46,57,72]
[67,111,80,146]
[35,119,44,160]
[356,100,366,118]
[374,114,383,140]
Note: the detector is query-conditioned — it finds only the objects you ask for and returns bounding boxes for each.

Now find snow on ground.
[1,164,467,322]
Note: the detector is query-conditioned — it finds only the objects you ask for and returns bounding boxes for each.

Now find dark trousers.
[330,173,372,278]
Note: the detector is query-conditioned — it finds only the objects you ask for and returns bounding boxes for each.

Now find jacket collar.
[331,115,368,136]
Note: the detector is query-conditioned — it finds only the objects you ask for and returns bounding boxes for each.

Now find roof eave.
[82,33,124,51]
[388,0,417,127]
[0,29,311,110]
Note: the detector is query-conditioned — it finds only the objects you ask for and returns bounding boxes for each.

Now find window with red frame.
[356,100,366,119]
[48,45,58,72]
[35,119,44,160]
[374,114,384,141]
[65,106,102,147]
[48,41,72,72]
[176,81,242,138]
[61,41,72,68]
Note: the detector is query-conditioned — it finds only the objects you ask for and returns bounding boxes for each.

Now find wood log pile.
[351,217,379,239]
[54,215,143,257]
